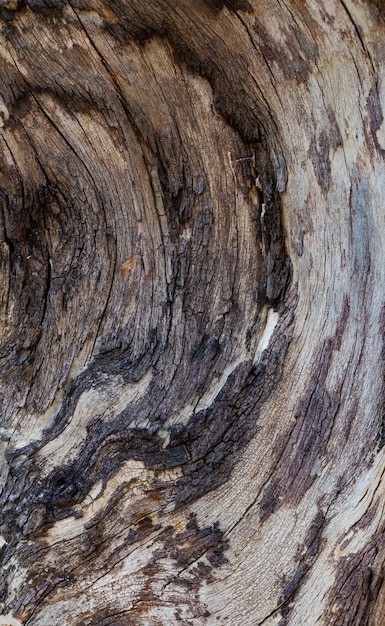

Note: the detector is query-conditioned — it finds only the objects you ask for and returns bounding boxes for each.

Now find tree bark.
[1,0,385,624]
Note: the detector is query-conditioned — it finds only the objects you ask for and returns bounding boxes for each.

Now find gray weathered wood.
[1,0,385,624]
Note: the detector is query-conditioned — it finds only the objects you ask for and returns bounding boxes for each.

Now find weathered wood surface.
[1,0,385,624]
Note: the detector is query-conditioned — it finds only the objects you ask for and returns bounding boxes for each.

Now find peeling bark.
[1,0,385,624]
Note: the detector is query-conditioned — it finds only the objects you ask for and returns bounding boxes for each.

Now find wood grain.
[0,0,385,624]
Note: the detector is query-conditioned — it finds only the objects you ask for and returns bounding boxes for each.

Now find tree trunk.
[1,0,385,624]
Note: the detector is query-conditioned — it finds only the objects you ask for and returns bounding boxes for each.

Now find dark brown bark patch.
[202,0,253,13]
[309,108,343,195]
[277,510,326,624]
[325,539,385,626]
[368,0,385,15]
[252,20,317,84]
[366,83,385,157]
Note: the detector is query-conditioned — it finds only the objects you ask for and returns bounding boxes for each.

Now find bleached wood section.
[0,0,385,624]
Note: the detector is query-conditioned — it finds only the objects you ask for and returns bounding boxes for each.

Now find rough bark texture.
[0,0,385,624]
